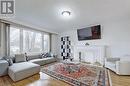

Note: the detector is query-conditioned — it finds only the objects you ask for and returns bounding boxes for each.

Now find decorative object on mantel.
[85,42,89,46]
[79,52,81,62]
[61,36,71,60]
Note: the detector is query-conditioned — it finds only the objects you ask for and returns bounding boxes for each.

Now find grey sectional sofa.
[8,62,40,81]
[29,58,56,66]
[0,53,57,81]
[26,53,57,66]
[0,60,8,76]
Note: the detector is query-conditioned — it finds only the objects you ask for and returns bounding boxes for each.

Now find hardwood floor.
[110,70,130,86]
[0,70,130,86]
[0,72,70,86]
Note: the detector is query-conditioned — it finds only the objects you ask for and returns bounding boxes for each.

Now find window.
[43,34,50,52]
[10,27,20,55]
[34,32,42,52]
[23,30,42,52]
[9,26,50,55]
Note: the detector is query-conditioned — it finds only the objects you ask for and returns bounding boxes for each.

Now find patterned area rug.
[41,62,110,86]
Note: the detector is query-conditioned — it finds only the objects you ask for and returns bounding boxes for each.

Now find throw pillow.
[9,56,15,63]
[39,53,43,59]
[15,54,26,63]
[26,54,40,61]
[42,53,49,58]
[48,52,54,57]
[47,52,52,57]
[8,58,13,66]
[3,56,13,66]
[42,52,53,58]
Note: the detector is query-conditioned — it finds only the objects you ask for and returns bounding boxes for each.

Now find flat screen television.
[77,25,101,41]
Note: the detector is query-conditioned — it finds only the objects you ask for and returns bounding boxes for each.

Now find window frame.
[10,26,21,55]
[9,25,50,55]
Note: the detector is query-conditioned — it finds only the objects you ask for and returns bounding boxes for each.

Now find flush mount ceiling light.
[62,11,71,17]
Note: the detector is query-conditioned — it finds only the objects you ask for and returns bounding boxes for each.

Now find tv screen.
[77,25,101,41]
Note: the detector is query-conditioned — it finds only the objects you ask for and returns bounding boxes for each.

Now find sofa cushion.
[29,57,56,66]
[3,56,13,66]
[29,58,47,65]
[8,62,40,81]
[15,54,26,63]
[45,57,56,64]
[120,56,130,61]
[26,54,40,61]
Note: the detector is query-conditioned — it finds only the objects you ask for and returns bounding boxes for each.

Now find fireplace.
[73,45,106,66]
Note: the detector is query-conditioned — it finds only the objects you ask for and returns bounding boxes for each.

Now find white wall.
[58,19,130,58]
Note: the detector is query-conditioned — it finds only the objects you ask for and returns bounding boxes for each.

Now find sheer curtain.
[5,24,10,56]
[10,26,51,55]
[0,20,51,56]
[0,22,1,47]
[10,26,20,55]
[43,33,50,52]
[23,30,42,52]
[0,21,10,56]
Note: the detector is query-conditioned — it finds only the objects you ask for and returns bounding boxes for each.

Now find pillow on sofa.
[39,53,43,59]
[49,53,53,57]
[42,52,53,58]
[42,53,47,58]
[3,56,13,66]
[26,54,40,61]
[15,54,26,63]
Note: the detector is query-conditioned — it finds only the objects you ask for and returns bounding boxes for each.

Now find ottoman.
[8,62,40,81]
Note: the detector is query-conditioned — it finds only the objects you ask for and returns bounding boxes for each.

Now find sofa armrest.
[116,61,130,75]
[0,60,9,76]
[105,58,120,62]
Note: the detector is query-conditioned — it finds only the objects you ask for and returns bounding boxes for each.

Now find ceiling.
[2,0,130,33]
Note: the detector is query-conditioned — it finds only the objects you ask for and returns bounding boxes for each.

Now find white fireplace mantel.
[73,45,106,65]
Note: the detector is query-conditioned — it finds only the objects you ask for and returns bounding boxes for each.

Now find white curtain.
[0,21,10,56]
[0,22,1,47]
[23,30,43,53]
[0,20,51,56]
[5,24,10,56]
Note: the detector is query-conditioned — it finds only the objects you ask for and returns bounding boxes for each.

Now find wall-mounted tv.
[77,25,101,41]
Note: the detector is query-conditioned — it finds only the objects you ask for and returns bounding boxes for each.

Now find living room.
[0,0,130,86]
